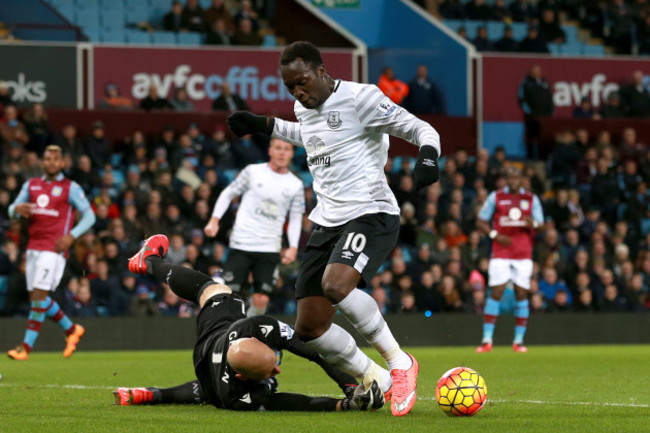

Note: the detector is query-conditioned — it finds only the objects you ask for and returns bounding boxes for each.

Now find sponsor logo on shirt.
[36,194,49,208]
[307,155,331,167]
[259,325,274,336]
[255,199,279,219]
[327,111,342,129]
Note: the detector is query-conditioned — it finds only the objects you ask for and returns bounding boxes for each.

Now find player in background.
[227,41,441,416]
[7,145,96,360]
[475,166,544,353]
[203,138,304,316]
[123,235,383,412]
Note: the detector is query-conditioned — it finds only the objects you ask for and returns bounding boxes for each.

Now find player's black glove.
[413,145,440,191]
[340,380,384,411]
[341,384,358,398]
[227,111,275,137]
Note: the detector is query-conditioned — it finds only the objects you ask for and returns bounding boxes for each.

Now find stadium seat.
[126,30,152,44]
[444,19,464,33]
[223,169,239,184]
[262,34,276,47]
[511,22,527,40]
[177,32,202,45]
[75,0,100,10]
[74,10,101,31]
[582,44,605,57]
[152,31,177,45]
[562,25,579,44]
[51,0,75,8]
[101,11,126,31]
[548,43,563,55]
[487,21,506,40]
[56,6,75,22]
[125,6,151,25]
[562,42,582,55]
[101,29,126,43]
[463,20,483,40]
[85,29,101,42]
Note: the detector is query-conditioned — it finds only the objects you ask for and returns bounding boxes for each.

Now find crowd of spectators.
[160,0,269,47]
[426,0,650,55]
[1,98,649,320]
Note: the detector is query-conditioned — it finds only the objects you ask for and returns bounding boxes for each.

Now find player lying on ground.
[120,234,383,412]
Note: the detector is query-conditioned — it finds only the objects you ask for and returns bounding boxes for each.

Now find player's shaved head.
[227,338,279,381]
[280,41,323,70]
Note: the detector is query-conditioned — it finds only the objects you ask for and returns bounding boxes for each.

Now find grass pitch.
[1,345,649,433]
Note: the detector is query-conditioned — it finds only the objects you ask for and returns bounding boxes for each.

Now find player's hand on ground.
[15,203,34,217]
[413,145,440,191]
[204,218,220,237]
[495,234,512,246]
[281,247,298,265]
[55,234,75,252]
[227,111,272,137]
[340,380,384,411]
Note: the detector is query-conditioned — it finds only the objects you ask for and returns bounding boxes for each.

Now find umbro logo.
[341,251,354,260]
[422,159,436,167]
[259,325,274,336]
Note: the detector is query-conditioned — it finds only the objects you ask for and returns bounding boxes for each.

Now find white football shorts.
[487,258,533,290]
[26,250,66,292]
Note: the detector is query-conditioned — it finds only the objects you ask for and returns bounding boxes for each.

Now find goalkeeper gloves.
[227,111,275,137]
[413,145,440,191]
[340,380,384,411]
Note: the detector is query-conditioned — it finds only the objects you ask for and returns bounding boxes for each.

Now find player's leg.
[222,249,253,295]
[476,258,511,353]
[511,259,533,352]
[114,380,204,406]
[247,252,279,317]
[320,214,417,416]
[129,234,230,307]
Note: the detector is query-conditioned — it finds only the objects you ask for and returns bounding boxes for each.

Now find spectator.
[140,84,173,111]
[538,267,572,305]
[70,278,98,318]
[439,275,464,312]
[129,284,161,317]
[22,103,49,155]
[518,65,553,116]
[182,0,206,32]
[599,92,625,118]
[439,0,465,19]
[618,127,646,163]
[547,288,571,312]
[377,67,409,105]
[204,0,233,30]
[231,18,263,46]
[464,0,490,20]
[212,82,249,112]
[158,285,194,317]
[572,97,596,119]
[600,284,627,311]
[473,26,494,52]
[494,26,519,52]
[98,83,133,110]
[619,70,650,117]
[518,26,550,53]
[233,0,260,32]
[490,0,511,21]
[509,0,537,23]
[0,105,28,149]
[205,18,231,45]
[0,81,12,108]
[85,121,112,170]
[163,1,188,32]
[403,65,446,115]
[538,9,565,44]
[549,130,580,188]
[170,87,196,111]
[90,259,121,316]
[607,0,634,54]
[638,14,650,55]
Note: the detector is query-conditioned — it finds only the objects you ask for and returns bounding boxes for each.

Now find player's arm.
[226,111,304,148]
[204,167,250,237]
[477,191,511,246]
[281,186,305,265]
[59,182,96,252]
[357,85,440,190]
[524,195,545,232]
[8,180,33,218]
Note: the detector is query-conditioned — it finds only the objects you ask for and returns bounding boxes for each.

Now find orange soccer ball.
[435,367,488,416]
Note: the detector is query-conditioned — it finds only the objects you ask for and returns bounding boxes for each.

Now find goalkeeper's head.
[227,338,281,381]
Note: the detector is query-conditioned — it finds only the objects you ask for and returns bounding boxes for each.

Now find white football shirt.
[211,163,305,253]
[272,80,441,227]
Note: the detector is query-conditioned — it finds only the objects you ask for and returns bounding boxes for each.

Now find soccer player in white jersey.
[7,145,96,360]
[227,41,441,416]
[204,138,305,316]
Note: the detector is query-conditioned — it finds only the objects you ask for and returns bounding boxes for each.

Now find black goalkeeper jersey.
[192,294,355,411]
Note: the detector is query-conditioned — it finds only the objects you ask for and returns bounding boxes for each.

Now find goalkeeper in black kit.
[114,234,382,412]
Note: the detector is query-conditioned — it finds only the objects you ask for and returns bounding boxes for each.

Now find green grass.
[1,346,649,433]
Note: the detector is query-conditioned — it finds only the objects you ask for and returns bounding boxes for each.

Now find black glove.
[413,145,440,191]
[226,111,275,137]
[340,380,384,411]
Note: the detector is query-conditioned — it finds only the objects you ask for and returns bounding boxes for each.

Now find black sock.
[149,380,204,404]
[145,257,214,303]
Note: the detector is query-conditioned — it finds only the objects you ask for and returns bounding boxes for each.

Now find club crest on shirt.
[520,200,530,210]
[52,186,63,197]
[327,111,342,129]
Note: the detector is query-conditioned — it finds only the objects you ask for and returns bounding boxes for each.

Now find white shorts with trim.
[26,250,66,292]
[488,258,533,290]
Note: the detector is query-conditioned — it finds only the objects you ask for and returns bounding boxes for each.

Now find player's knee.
[294,320,327,341]
[321,279,352,304]
[198,283,232,307]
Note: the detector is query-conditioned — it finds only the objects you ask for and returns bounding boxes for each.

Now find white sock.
[335,289,412,371]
